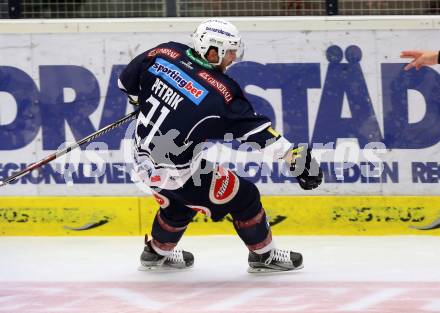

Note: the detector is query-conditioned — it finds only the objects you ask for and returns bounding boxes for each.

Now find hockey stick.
[0,110,138,188]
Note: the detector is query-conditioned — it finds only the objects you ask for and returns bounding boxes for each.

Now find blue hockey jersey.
[118,41,290,189]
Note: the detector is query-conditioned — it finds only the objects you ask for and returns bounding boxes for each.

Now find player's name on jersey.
[151,78,183,110]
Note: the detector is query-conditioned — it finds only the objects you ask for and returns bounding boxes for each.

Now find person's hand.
[400,50,439,71]
[286,146,323,190]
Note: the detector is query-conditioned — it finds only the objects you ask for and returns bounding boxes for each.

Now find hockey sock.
[150,210,189,255]
[233,207,274,254]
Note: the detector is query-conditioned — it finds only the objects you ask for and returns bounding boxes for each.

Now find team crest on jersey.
[148,58,208,105]
[152,192,170,209]
[188,205,212,217]
[147,48,180,59]
[198,71,233,103]
[209,166,240,205]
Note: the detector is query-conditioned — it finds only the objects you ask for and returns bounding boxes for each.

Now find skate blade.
[138,264,193,272]
[247,264,304,274]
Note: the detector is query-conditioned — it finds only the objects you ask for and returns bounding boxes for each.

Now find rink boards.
[1,196,439,236]
[1,17,440,198]
[1,17,440,238]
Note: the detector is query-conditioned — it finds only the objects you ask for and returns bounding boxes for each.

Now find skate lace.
[167,249,184,264]
[264,249,291,265]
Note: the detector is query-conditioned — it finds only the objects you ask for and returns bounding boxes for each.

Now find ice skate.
[139,241,194,271]
[248,248,303,273]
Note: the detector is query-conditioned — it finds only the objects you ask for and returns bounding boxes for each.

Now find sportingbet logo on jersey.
[148,58,208,105]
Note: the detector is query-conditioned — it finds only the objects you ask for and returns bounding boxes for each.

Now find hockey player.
[118,19,322,273]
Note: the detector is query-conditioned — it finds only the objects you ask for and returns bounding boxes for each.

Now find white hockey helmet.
[192,19,244,66]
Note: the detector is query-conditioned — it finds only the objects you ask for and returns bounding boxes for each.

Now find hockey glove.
[286,146,323,190]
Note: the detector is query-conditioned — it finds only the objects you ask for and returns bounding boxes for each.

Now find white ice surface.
[1,236,439,282]
[1,236,440,313]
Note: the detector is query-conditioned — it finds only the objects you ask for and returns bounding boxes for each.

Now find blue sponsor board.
[0,161,402,185]
[0,162,134,185]
[412,162,440,183]
[148,57,208,105]
[5,160,440,185]
[0,45,440,154]
[227,45,440,149]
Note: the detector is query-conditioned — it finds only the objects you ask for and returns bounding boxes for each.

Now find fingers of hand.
[400,51,422,58]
